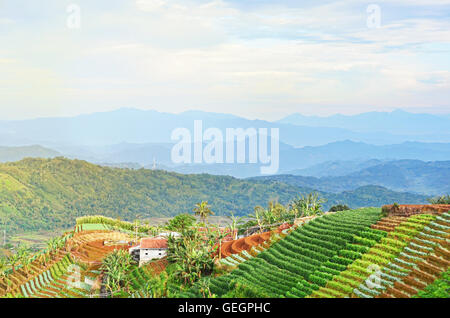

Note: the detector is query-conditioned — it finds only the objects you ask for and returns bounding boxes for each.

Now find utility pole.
[135,220,138,244]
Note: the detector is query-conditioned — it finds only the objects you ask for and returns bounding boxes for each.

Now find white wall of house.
[140,248,167,263]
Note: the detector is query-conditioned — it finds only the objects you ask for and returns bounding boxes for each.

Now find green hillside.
[0,158,428,234]
[0,158,303,233]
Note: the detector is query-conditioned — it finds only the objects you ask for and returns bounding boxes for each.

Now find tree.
[0,257,12,295]
[46,237,63,261]
[193,201,215,224]
[329,204,350,212]
[249,206,265,234]
[166,214,196,232]
[290,192,326,217]
[0,257,8,281]
[8,250,21,274]
[17,245,32,278]
[100,249,133,296]
[227,213,244,241]
[428,195,450,205]
[167,226,226,286]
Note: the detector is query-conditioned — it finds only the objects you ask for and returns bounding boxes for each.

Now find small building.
[129,238,168,266]
[157,231,181,238]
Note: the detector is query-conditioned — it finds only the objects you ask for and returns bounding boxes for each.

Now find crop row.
[19,255,75,298]
[360,213,449,298]
[190,208,383,298]
[310,214,437,298]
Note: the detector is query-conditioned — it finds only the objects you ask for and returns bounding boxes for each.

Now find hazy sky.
[1,0,450,120]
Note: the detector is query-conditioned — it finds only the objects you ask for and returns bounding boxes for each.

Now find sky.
[0,0,450,120]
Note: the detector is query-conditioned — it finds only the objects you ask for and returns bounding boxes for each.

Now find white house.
[129,237,168,266]
[157,231,181,238]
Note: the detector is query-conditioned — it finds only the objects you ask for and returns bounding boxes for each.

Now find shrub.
[329,205,350,212]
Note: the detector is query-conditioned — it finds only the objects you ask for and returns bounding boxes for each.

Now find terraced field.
[1,229,133,298]
[311,214,437,298]
[3,208,448,299]
[182,208,449,298]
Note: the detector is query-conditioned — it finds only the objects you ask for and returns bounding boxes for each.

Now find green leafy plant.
[167,225,226,286]
[329,204,350,212]
[291,192,327,217]
[100,249,134,296]
[427,194,450,205]
[166,214,196,232]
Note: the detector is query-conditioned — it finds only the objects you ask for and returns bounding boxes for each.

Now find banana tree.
[17,246,32,278]
[227,213,244,240]
[8,252,20,274]
[0,257,8,285]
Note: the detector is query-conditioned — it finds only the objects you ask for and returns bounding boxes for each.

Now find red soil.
[383,204,450,217]
[70,240,129,265]
[371,216,407,232]
[146,258,168,276]
[219,231,275,258]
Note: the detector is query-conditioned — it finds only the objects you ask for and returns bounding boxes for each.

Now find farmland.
[182,208,450,298]
[0,207,449,298]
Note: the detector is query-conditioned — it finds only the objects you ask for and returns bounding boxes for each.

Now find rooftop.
[140,238,168,249]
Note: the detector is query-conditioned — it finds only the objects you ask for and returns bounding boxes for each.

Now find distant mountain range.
[0,145,60,163]
[285,159,387,177]
[0,108,449,196]
[45,140,450,176]
[278,109,450,135]
[251,160,450,195]
[0,142,449,195]
[1,108,450,149]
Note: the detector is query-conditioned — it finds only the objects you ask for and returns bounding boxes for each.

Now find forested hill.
[0,158,428,234]
[0,158,304,233]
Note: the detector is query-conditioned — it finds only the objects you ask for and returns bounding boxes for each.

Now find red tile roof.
[140,238,168,249]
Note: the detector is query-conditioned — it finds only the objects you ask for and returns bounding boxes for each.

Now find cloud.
[136,0,168,12]
[0,0,449,119]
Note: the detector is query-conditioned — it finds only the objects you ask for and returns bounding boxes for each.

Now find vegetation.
[290,192,327,217]
[101,250,134,296]
[0,158,300,234]
[167,226,225,286]
[428,195,450,205]
[165,214,196,232]
[2,207,449,299]
[76,215,155,234]
[193,201,215,224]
[0,158,430,235]
[329,204,350,212]
[240,193,327,234]
[414,270,450,298]
[185,208,383,298]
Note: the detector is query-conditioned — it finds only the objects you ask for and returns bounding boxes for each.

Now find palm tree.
[193,201,215,224]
